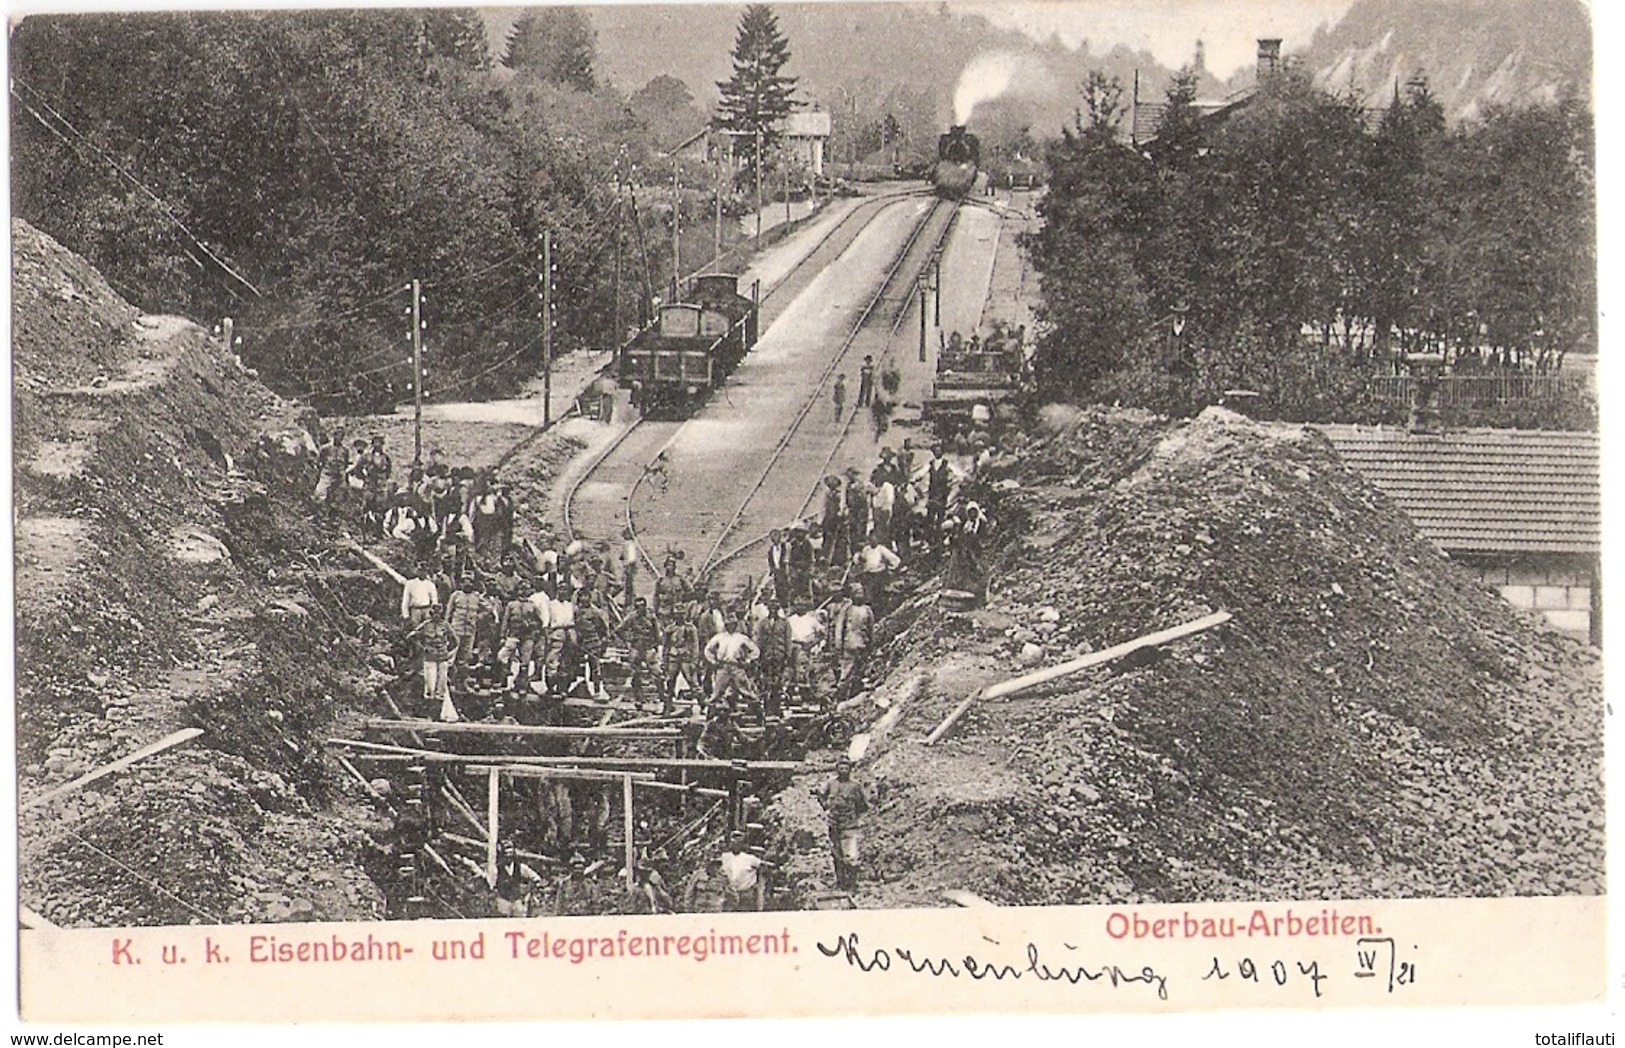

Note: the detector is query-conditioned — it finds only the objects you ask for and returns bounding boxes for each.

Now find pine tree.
[503,7,596,90]
[421,9,491,70]
[714,4,798,178]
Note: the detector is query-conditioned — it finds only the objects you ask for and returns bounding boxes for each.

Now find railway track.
[703,198,960,589]
[561,188,927,568]
[562,190,960,603]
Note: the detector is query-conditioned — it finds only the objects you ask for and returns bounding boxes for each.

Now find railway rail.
[701,198,959,591]
[562,189,952,596]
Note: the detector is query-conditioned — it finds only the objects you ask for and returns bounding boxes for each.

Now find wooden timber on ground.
[329,736,799,772]
[463,764,656,783]
[365,717,682,741]
[923,610,1233,745]
[464,764,730,798]
[25,728,204,810]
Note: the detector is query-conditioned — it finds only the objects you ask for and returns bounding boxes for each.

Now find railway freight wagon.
[933,124,980,198]
[620,274,759,417]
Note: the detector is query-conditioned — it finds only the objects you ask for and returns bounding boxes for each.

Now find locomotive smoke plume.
[953,52,1020,125]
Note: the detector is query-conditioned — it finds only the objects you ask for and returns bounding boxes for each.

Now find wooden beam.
[439,785,486,838]
[330,737,799,772]
[442,832,558,867]
[486,768,500,888]
[924,611,1232,745]
[623,774,636,878]
[335,753,395,810]
[355,544,407,585]
[19,905,57,930]
[25,729,204,810]
[464,765,656,783]
[366,717,681,740]
[942,889,998,908]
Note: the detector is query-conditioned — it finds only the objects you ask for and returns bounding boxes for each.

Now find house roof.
[1316,425,1600,557]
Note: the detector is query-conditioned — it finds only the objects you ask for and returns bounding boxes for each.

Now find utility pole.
[754,125,764,240]
[410,278,424,467]
[782,151,791,225]
[919,279,928,362]
[671,157,681,301]
[539,232,554,427]
[933,256,942,327]
[612,198,624,353]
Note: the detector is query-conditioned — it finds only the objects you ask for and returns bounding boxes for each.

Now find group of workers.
[324,417,998,912]
[312,426,517,568]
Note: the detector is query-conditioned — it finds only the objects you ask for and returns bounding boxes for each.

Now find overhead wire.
[61,827,223,925]
[11,77,264,299]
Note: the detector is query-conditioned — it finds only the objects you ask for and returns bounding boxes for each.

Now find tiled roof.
[1317,425,1600,556]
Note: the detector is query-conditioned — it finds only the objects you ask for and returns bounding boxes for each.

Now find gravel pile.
[839,405,1601,907]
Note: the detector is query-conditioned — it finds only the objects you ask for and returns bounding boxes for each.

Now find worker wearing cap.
[786,522,815,602]
[620,598,660,704]
[362,436,393,529]
[444,574,484,672]
[926,445,952,538]
[653,556,688,625]
[821,475,846,567]
[312,425,349,509]
[825,757,868,891]
[407,602,460,722]
[499,588,545,693]
[660,603,701,714]
[846,469,872,554]
[857,355,875,407]
[752,595,794,721]
[718,831,765,911]
[831,587,874,695]
[493,839,540,917]
[765,529,791,605]
[553,855,594,917]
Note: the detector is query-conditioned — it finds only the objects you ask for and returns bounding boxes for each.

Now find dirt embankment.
[14,219,401,926]
[784,404,1602,907]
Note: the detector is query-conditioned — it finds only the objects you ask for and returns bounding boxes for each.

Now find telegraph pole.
[919,279,928,362]
[410,278,424,467]
[754,125,764,239]
[933,257,942,327]
[671,157,681,300]
[714,149,724,264]
[539,232,554,427]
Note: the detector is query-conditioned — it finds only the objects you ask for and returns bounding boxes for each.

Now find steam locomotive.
[618,274,759,417]
[933,124,981,198]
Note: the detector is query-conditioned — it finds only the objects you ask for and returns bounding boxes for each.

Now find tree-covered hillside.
[10,10,724,412]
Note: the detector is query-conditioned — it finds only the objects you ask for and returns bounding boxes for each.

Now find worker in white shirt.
[703,618,759,711]
[718,831,765,911]
[619,527,641,609]
[870,473,897,546]
[400,566,439,626]
[852,538,901,616]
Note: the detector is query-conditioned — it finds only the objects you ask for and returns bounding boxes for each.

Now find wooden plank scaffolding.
[347,543,798,890]
[329,732,796,883]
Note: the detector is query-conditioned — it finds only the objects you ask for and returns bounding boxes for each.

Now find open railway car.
[619,273,759,416]
[933,124,980,198]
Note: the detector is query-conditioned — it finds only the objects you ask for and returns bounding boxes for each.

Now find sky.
[958,0,1357,78]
